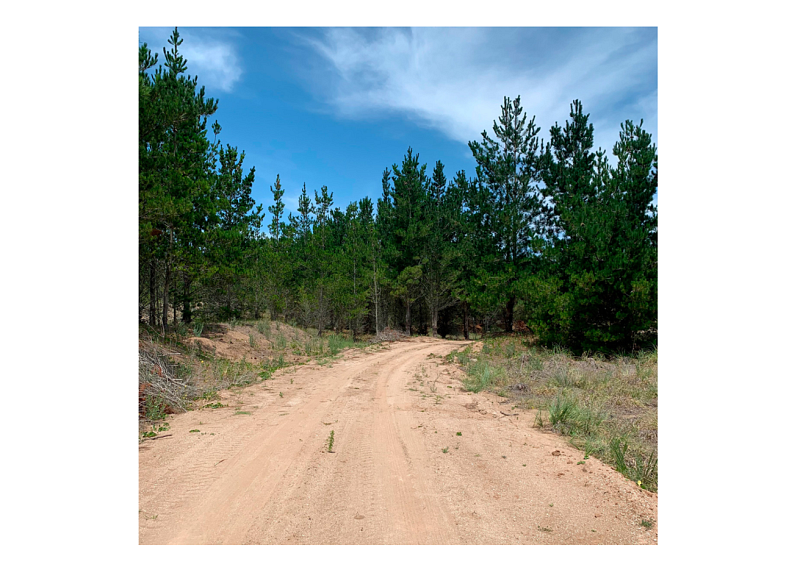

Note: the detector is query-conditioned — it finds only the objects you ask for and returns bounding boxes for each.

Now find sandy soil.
[139,337,657,544]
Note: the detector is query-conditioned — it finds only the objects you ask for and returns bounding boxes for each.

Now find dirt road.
[139,337,657,544]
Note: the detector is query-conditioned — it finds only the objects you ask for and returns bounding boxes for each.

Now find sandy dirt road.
[139,337,657,544]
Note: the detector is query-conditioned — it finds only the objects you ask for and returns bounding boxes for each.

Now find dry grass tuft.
[449,336,658,491]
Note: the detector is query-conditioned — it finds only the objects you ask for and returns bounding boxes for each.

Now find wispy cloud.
[139,27,243,93]
[299,28,657,154]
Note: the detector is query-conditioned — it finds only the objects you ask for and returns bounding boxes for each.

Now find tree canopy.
[140,29,657,354]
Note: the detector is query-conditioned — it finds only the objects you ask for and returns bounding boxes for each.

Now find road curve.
[139,337,657,544]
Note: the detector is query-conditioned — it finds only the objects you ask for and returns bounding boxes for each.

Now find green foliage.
[143,395,169,422]
[468,96,544,332]
[140,421,170,443]
[548,395,576,432]
[139,30,654,361]
[524,102,657,352]
[610,437,629,475]
[629,451,659,491]
[327,334,355,355]
[463,360,503,392]
[327,430,335,452]
[259,356,286,380]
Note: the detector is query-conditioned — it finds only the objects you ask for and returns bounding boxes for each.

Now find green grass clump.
[610,437,629,474]
[257,320,272,339]
[447,335,658,491]
[328,333,355,355]
[548,395,575,433]
[259,355,287,380]
[463,360,503,392]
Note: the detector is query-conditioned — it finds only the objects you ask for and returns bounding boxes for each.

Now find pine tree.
[420,161,462,336]
[468,96,543,331]
[378,149,429,334]
[139,28,219,328]
[527,102,658,352]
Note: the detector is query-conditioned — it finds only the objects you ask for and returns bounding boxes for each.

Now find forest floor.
[139,335,657,544]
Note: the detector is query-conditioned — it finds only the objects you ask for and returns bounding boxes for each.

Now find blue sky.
[139,27,657,221]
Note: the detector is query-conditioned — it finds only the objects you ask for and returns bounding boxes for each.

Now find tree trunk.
[405,298,412,335]
[504,296,516,333]
[182,273,192,324]
[163,256,170,331]
[463,301,469,340]
[374,294,379,337]
[431,308,439,338]
[149,259,157,327]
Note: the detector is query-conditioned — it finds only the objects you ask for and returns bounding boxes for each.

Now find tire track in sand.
[140,337,657,545]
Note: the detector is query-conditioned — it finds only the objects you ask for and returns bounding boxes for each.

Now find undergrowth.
[450,335,658,491]
[139,320,372,438]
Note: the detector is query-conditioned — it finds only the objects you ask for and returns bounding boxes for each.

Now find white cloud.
[139,28,243,93]
[300,28,657,153]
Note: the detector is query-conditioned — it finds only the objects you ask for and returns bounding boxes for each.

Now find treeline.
[139,29,657,353]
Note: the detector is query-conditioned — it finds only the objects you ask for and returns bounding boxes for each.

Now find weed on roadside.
[446,335,658,491]
[257,320,272,339]
[139,422,170,443]
[327,430,335,453]
[548,395,575,433]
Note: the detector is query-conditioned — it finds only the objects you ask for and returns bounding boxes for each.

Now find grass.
[257,320,272,339]
[139,320,374,442]
[328,334,353,355]
[548,395,576,433]
[259,355,287,380]
[449,335,658,491]
[463,360,504,393]
[327,430,335,453]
